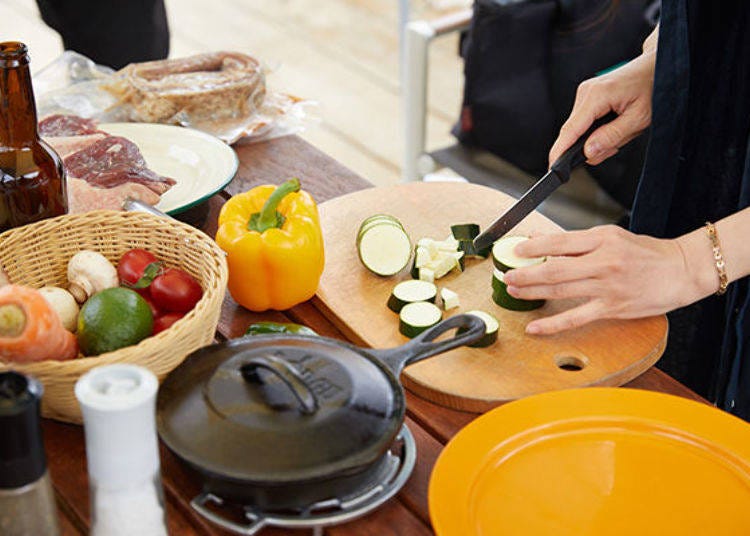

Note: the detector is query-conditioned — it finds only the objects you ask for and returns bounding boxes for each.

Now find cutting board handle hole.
[555,355,588,372]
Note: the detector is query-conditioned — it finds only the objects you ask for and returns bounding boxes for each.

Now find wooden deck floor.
[5,0,468,187]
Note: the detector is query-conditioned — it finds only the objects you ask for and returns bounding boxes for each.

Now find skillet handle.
[375,314,486,376]
[241,355,319,415]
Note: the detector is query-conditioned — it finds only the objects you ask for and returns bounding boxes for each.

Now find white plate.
[99,122,239,215]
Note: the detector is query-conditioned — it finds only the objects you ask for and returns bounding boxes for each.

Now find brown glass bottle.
[0,42,67,232]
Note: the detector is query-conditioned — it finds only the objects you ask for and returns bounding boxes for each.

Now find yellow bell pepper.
[216,178,325,312]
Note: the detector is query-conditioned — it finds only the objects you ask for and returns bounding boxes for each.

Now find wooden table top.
[44,135,706,536]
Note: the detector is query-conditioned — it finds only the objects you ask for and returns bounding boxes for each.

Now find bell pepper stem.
[248,178,301,232]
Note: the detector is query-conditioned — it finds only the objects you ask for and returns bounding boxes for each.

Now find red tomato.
[150,268,203,313]
[153,312,185,335]
[140,290,163,319]
[118,249,158,286]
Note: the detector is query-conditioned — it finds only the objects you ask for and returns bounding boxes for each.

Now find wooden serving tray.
[314,182,667,413]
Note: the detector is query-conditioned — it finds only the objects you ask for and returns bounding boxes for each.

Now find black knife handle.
[550,111,619,182]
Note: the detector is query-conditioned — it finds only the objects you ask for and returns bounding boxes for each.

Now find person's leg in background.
[35,0,170,69]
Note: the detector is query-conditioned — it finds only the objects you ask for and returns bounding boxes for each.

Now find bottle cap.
[75,364,160,491]
[0,371,46,489]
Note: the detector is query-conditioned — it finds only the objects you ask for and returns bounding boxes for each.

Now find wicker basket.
[0,210,228,423]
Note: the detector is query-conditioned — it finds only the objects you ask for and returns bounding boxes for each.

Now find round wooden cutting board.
[314,182,667,413]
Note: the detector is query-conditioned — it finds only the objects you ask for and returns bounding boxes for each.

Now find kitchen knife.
[472,112,618,252]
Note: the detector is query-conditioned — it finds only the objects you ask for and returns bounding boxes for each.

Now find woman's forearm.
[676,206,750,299]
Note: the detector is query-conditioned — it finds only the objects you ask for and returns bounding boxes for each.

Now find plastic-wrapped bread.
[107,51,265,125]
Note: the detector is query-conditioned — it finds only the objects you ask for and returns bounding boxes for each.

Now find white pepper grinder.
[75,364,167,536]
[0,371,59,536]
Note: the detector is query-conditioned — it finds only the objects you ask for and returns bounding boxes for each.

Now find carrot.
[0,285,78,363]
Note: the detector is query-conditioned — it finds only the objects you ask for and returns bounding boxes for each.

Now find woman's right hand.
[548,48,657,167]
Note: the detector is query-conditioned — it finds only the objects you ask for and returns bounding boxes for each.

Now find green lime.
[77,287,154,357]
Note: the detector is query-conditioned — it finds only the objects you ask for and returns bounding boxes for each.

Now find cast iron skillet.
[157,314,485,510]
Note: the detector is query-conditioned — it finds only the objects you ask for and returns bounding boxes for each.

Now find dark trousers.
[36,0,170,70]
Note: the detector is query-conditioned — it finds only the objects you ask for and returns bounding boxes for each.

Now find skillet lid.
[156,334,403,484]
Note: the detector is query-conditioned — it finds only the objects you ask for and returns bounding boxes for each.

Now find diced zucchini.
[436,237,460,253]
[492,236,545,272]
[440,287,460,310]
[358,222,412,276]
[458,310,499,347]
[450,223,480,241]
[387,280,438,313]
[410,245,431,278]
[425,253,457,279]
[451,223,490,259]
[399,301,442,338]
[451,250,465,272]
[412,235,463,281]
[418,266,435,283]
[492,269,545,311]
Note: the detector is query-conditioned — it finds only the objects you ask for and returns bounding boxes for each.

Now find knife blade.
[472,111,618,252]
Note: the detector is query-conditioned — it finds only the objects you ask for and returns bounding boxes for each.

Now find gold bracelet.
[705,221,728,295]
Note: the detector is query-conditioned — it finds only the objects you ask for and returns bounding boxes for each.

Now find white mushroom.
[38,286,80,332]
[67,250,118,304]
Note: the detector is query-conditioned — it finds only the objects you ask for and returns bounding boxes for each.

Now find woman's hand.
[502,225,717,335]
[549,49,657,167]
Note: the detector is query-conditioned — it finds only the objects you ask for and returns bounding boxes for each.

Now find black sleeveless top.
[630,0,750,418]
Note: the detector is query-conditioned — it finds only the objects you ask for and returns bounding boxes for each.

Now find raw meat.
[63,136,175,194]
[66,178,161,213]
[39,114,102,137]
[39,116,177,213]
[45,134,106,159]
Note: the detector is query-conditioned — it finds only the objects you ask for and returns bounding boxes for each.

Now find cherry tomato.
[153,312,185,335]
[150,268,203,313]
[118,249,158,286]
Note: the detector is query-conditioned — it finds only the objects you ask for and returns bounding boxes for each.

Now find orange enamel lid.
[429,388,750,536]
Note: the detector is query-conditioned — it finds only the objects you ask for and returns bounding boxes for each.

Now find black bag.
[454,0,659,209]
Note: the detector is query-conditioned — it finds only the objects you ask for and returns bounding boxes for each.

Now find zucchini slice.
[492,236,545,272]
[358,222,412,276]
[440,287,460,310]
[459,310,499,347]
[360,213,402,227]
[357,218,404,246]
[399,301,442,338]
[492,269,545,311]
[387,280,438,313]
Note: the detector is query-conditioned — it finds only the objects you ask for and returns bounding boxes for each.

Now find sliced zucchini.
[360,213,402,227]
[458,310,499,347]
[357,216,404,245]
[358,222,412,276]
[451,223,490,259]
[492,236,545,272]
[399,301,442,338]
[440,287,460,310]
[387,280,438,313]
[450,223,480,241]
[492,269,545,311]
